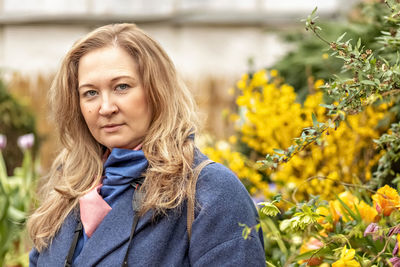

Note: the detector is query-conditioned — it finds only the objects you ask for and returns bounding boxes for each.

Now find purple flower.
[390,257,400,267]
[0,134,6,149]
[364,223,382,241]
[17,133,34,150]
[389,225,400,237]
[394,242,399,256]
[364,223,379,236]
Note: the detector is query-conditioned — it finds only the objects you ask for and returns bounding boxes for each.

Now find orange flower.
[299,237,324,266]
[329,200,342,223]
[372,185,400,216]
[329,191,377,224]
[329,191,358,223]
[357,201,378,224]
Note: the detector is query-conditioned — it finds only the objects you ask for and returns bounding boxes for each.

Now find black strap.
[122,178,145,267]
[64,220,82,267]
[64,178,145,267]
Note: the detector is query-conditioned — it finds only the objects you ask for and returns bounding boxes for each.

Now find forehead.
[78,46,139,84]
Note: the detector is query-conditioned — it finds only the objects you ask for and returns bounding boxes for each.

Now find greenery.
[0,134,37,267]
[261,3,400,171]
[203,0,400,265]
[0,80,37,176]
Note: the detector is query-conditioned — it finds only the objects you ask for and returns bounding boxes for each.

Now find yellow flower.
[332,246,360,267]
[316,206,332,230]
[329,200,342,223]
[228,135,237,144]
[314,79,324,89]
[357,201,377,223]
[338,191,358,206]
[270,69,278,77]
[204,68,389,201]
[328,191,377,224]
[322,53,329,60]
[251,69,268,87]
[372,185,400,216]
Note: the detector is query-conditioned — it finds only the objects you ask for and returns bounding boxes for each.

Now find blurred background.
[0,0,356,170]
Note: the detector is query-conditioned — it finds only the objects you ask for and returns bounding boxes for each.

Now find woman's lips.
[102,124,123,133]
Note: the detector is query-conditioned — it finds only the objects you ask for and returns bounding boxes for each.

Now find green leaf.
[7,206,26,222]
[266,261,278,267]
[239,223,252,239]
[272,194,282,203]
[337,32,347,43]
[311,113,318,127]
[273,148,285,155]
[311,6,318,16]
[335,195,361,222]
[361,80,376,86]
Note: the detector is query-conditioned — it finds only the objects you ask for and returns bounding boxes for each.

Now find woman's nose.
[99,96,118,116]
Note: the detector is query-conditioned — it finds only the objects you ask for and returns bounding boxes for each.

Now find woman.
[28,23,265,266]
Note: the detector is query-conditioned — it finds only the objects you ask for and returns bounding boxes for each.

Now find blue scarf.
[100,148,148,207]
[73,148,148,261]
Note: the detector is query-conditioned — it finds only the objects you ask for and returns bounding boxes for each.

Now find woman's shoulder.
[189,149,265,266]
[193,149,256,210]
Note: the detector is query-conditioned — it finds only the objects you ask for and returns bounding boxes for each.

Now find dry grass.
[7,72,59,171]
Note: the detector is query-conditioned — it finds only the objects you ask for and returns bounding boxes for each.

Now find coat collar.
[74,187,138,266]
[46,187,151,266]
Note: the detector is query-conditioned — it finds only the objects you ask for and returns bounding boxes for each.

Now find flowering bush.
[204,1,400,266]
[255,184,400,266]
[0,133,38,267]
[203,72,388,201]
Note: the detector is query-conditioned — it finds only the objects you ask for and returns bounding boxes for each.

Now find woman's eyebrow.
[111,75,137,82]
[78,83,95,91]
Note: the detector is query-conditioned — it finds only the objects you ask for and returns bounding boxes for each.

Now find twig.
[381,88,400,97]
[310,26,331,46]
[291,175,377,204]
[366,234,393,267]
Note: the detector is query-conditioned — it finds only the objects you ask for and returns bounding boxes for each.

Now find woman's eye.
[116,84,129,91]
[83,90,98,97]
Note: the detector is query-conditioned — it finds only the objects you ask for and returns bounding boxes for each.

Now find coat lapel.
[37,211,79,266]
[74,187,140,266]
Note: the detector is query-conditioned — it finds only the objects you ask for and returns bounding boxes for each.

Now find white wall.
[0,0,356,79]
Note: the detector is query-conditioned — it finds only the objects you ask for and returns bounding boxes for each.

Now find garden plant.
[204,0,400,266]
[0,133,37,267]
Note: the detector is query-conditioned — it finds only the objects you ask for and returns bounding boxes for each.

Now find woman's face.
[78,46,152,150]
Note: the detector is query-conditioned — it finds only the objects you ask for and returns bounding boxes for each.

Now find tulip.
[17,133,34,150]
[363,223,382,241]
[394,235,400,257]
[390,257,400,267]
[389,226,400,237]
[0,134,6,149]
[394,242,399,257]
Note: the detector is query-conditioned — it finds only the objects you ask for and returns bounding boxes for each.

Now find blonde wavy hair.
[28,23,199,251]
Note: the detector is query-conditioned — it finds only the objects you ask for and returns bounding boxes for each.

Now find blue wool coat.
[29,152,266,266]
